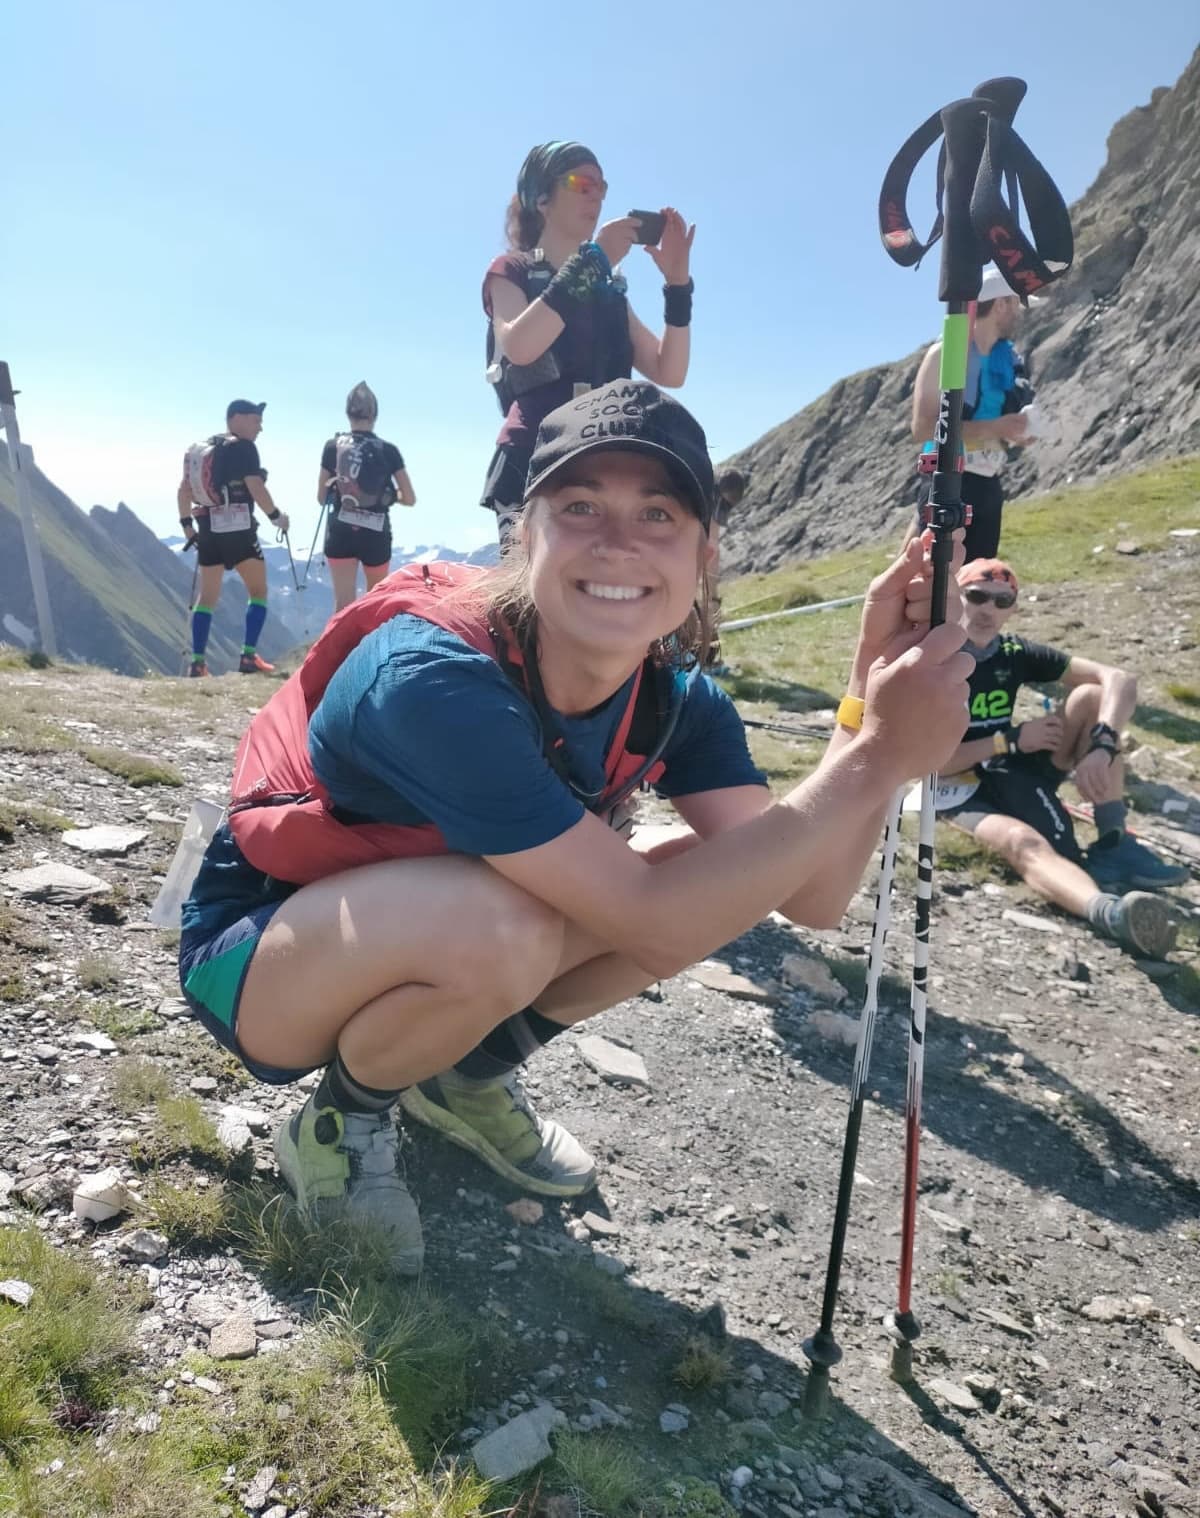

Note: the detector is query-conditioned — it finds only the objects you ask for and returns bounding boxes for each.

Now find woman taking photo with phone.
[481,139,695,547]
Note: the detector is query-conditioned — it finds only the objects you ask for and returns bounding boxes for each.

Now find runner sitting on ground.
[178,381,972,1277]
[937,558,1184,956]
[177,400,290,676]
[481,140,694,548]
[317,382,416,618]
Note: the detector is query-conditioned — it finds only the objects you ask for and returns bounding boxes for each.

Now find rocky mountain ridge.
[720,47,1200,574]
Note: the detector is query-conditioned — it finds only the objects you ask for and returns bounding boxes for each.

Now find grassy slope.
[720,456,1200,783]
[0,461,239,674]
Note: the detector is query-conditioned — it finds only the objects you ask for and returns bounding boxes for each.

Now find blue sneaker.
[1087,832,1189,891]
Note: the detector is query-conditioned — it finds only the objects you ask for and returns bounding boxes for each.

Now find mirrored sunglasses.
[559,170,607,196]
[964,587,1016,609]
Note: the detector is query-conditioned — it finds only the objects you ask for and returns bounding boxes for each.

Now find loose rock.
[1,862,110,902]
[210,1311,258,1360]
[472,1403,566,1481]
[62,824,147,855]
[117,1229,169,1264]
[72,1167,134,1223]
[577,1035,650,1089]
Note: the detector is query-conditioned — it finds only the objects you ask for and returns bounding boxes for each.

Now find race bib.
[934,772,981,811]
[338,505,387,531]
[208,502,253,534]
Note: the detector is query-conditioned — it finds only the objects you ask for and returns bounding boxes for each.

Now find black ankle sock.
[453,1006,569,1081]
[1093,799,1127,844]
[314,1052,401,1114]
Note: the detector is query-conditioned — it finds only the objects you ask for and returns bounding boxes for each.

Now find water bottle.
[149,797,225,927]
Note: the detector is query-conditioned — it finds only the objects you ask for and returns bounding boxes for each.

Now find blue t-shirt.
[309,616,764,855]
[183,614,766,930]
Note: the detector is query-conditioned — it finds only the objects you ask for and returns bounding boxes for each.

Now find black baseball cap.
[226,399,267,420]
[524,382,716,529]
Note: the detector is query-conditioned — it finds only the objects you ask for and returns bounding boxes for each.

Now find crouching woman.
[178,381,971,1276]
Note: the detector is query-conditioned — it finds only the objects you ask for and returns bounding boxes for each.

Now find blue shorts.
[179,902,315,1086]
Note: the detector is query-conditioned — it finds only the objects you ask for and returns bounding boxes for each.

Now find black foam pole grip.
[972,76,1026,124]
[937,99,988,304]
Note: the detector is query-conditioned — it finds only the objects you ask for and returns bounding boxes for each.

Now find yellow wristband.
[836,695,865,731]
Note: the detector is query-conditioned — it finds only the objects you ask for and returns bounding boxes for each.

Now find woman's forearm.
[495,300,565,367]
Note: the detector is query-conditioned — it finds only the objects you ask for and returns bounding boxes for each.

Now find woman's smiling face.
[525,450,710,656]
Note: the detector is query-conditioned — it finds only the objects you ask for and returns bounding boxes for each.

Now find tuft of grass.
[1165,681,1200,708]
[0,968,28,1003]
[552,1431,645,1516]
[0,1223,498,1518]
[76,954,122,991]
[0,715,70,755]
[655,1476,738,1517]
[672,1334,733,1393]
[556,1259,657,1336]
[935,822,1014,885]
[109,1057,173,1114]
[88,1000,160,1039]
[932,1269,965,1301]
[80,745,184,788]
[0,798,73,841]
[314,1280,484,1460]
[231,1186,409,1293]
[130,1095,228,1167]
[140,1178,233,1249]
[0,648,52,671]
[0,903,49,952]
[0,1225,138,1455]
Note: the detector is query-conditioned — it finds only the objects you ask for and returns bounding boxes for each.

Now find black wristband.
[180,516,195,531]
[267,507,281,522]
[663,277,694,327]
[541,245,610,318]
[1089,721,1119,751]
[1006,724,1023,755]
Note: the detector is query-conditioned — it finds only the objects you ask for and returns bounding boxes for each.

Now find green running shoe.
[399,1070,597,1198]
[273,1096,423,1276]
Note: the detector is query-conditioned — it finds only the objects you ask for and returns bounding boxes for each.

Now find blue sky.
[6,1,1196,552]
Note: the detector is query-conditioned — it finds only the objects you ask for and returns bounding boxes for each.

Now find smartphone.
[628,209,665,246]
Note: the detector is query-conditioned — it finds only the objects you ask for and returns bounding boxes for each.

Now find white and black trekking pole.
[883,80,1073,1385]
[802,77,1072,1415]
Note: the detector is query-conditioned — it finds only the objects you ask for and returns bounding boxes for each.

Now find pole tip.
[890,1340,915,1383]
[802,1363,832,1419]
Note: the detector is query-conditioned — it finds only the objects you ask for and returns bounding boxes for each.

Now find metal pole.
[721,594,866,633]
[0,362,58,657]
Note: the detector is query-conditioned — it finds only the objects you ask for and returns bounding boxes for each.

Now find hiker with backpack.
[177,380,972,1277]
[177,400,290,676]
[317,382,417,618]
[481,140,695,548]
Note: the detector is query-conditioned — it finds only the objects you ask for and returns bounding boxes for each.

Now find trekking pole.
[882,84,1073,1384]
[180,539,199,675]
[802,793,904,1415]
[279,526,302,593]
[802,75,1072,1413]
[300,497,329,592]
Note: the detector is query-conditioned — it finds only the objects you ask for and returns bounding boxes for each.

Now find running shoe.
[1087,832,1189,890]
[238,652,275,674]
[187,660,209,678]
[1100,891,1178,959]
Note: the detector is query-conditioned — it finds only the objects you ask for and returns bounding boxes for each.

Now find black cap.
[524,382,716,528]
[226,399,266,420]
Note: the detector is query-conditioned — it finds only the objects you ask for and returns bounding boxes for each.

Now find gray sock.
[1085,891,1121,935]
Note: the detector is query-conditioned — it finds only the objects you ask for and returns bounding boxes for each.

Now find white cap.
[978,265,1041,304]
